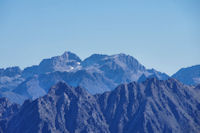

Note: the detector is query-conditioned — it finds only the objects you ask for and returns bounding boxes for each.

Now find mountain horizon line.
[1,77,200,133]
[0,51,199,76]
[0,51,199,104]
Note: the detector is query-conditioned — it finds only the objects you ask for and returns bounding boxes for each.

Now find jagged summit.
[97,78,200,133]
[0,51,200,132]
[83,53,145,71]
[60,51,82,62]
[48,81,89,98]
[0,77,200,133]
[22,51,82,77]
[1,51,170,103]
[0,66,22,77]
[5,82,109,133]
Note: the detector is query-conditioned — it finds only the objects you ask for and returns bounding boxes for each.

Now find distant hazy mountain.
[22,51,82,78]
[172,65,200,85]
[1,78,200,133]
[0,67,25,104]
[0,67,24,91]
[0,51,169,104]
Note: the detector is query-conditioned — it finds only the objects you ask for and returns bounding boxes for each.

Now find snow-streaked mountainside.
[1,78,200,133]
[172,65,200,86]
[0,51,169,104]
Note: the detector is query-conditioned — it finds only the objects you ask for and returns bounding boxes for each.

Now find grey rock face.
[2,78,200,133]
[0,97,20,132]
[6,82,109,133]
[1,52,169,104]
[172,65,200,85]
[22,51,82,78]
[96,78,200,133]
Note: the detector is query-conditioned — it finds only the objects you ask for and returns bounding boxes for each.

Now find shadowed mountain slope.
[1,78,200,133]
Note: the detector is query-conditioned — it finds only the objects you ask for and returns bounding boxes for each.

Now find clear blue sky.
[0,0,199,75]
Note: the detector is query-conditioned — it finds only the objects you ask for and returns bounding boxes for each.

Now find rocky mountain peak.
[1,52,170,104]
[5,82,110,133]
[0,67,22,77]
[61,51,82,62]
[48,82,89,98]
[1,78,200,133]
[97,78,200,133]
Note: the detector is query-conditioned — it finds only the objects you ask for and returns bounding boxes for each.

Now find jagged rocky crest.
[0,51,169,104]
[97,78,200,133]
[0,97,20,132]
[6,82,109,133]
[1,78,200,133]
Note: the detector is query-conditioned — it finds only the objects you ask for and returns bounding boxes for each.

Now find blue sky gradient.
[0,0,199,75]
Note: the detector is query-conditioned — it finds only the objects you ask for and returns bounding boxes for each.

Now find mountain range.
[0,51,200,133]
[0,51,199,104]
[0,52,170,104]
[0,78,200,133]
